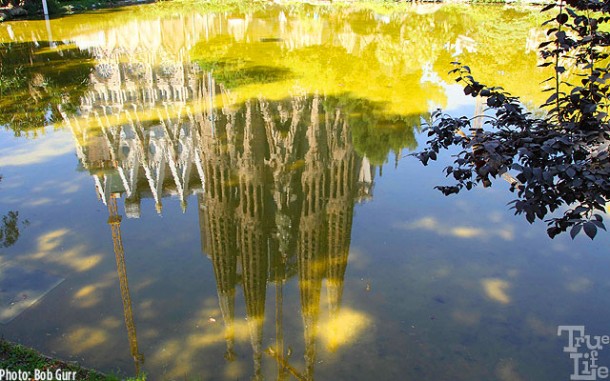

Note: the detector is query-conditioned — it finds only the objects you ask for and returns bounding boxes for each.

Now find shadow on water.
[197,59,295,90]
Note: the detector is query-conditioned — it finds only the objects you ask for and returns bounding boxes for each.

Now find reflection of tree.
[0,176,26,249]
[0,211,20,248]
[188,4,547,107]
[326,96,421,165]
[0,42,92,137]
[192,36,434,165]
[189,9,450,110]
[1,3,549,142]
[431,6,548,105]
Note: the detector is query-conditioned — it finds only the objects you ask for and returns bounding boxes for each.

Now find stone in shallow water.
[0,262,64,324]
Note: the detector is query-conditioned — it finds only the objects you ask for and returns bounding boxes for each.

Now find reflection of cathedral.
[196,91,373,380]
[67,54,374,379]
[67,56,207,216]
[65,13,377,380]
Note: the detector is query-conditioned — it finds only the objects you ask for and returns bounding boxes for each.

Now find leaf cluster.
[413,0,610,239]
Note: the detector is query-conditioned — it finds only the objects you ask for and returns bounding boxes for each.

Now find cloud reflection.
[0,132,73,167]
[24,229,104,272]
[481,278,511,305]
[396,216,515,241]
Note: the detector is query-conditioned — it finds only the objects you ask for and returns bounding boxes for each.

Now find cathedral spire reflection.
[107,189,144,375]
[195,88,371,380]
[67,30,385,378]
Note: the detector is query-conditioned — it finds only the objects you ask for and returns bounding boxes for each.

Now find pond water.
[1,2,610,380]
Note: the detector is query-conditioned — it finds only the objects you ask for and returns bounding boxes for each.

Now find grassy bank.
[0,339,144,381]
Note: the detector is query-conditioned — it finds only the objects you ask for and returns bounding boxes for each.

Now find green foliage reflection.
[0,42,92,137]
[0,176,27,248]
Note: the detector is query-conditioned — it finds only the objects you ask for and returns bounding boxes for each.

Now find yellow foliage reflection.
[1,3,549,140]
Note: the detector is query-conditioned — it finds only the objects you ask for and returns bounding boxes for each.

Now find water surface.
[1,3,609,380]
